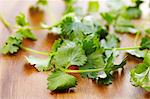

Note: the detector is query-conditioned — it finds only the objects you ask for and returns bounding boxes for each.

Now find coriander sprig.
[0,12,37,54]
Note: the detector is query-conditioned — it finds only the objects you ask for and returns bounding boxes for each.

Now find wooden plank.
[0,0,150,99]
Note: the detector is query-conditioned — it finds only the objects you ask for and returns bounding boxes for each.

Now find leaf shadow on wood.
[23,63,37,76]
[28,6,44,26]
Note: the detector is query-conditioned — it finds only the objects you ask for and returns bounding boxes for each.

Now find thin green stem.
[105,46,141,51]
[0,14,11,31]
[20,46,49,56]
[40,22,61,30]
[134,32,140,46]
[13,25,44,30]
[19,45,142,57]
[59,67,103,73]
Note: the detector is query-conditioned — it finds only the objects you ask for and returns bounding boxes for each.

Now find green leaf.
[79,65,98,79]
[0,37,21,54]
[143,52,150,66]
[97,54,126,85]
[79,49,105,79]
[16,28,37,40]
[53,40,87,68]
[100,12,115,25]
[145,28,150,37]
[0,28,36,54]
[64,5,75,15]
[60,17,74,38]
[101,34,120,49]
[60,17,98,40]
[115,26,138,34]
[140,37,150,50]
[127,50,146,58]
[25,56,50,72]
[122,7,142,19]
[50,39,63,53]
[130,52,150,92]
[88,1,99,13]
[47,71,77,91]
[130,63,150,91]
[16,13,29,27]
[104,54,115,74]
[115,17,134,27]
[101,34,120,58]
[82,34,100,55]
[37,0,48,5]
[114,17,138,34]
[86,49,105,69]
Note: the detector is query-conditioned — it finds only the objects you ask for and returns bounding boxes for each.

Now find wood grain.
[0,0,150,99]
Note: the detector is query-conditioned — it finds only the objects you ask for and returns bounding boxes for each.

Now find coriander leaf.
[145,28,150,37]
[60,17,98,40]
[100,12,115,25]
[127,50,146,58]
[1,28,36,54]
[47,71,77,91]
[50,39,63,53]
[16,28,37,40]
[79,65,98,79]
[88,1,99,13]
[48,39,63,67]
[130,63,150,91]
[83,34,100,55]
[79,49,105,79]
[37,0,48,5]
[72,22,96,35]
[114,17,138,34]
[104,54,114,74]
[53,40,87,68]
[115,17,134,27]
[64,5,75,15]
[16,13,29,27]
[97,54,126,85]
[25,56,50,71]
[60,17,74,38]
[115,26,138,34]
[143,52,150,66]
[130,52,150,92]
[122,7,142,19]
[86,49,105,69]
[101,34,120,49]
[0,37,21,54]
[140,37,150,50]
[101,34,120,58]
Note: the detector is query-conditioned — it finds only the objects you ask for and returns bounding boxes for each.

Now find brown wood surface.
[0,0,150,99]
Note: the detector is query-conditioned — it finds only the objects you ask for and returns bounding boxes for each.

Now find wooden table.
[0,0,150,99]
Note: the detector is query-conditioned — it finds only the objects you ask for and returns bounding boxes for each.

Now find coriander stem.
[0,14,11,31]
[134,32,140,46]
[13,26,44,30]
[105,46,141,50]
[59,67,103,73]
[20,46,49,56]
